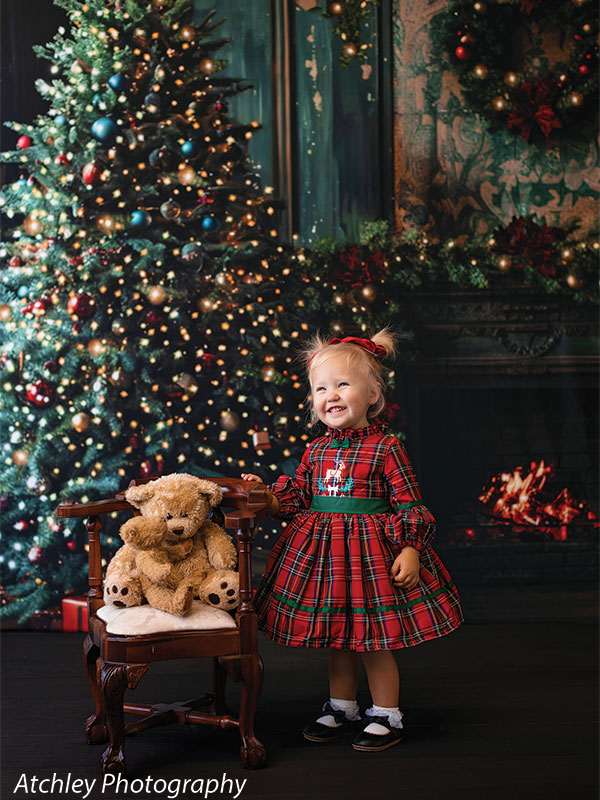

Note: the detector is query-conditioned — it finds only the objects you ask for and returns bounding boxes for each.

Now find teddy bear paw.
[199,570,239,611]
[104,577,142,609]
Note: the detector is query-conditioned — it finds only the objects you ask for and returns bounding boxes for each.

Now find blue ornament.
[54,115,67,127]
[144,93,161,111]
[91,117,118,144]
[108,73,129,93]
[18,286,29,298]
[201,214,221,232]
[180,140,199,157]
[92,93,103,109]
[130,210,152,228]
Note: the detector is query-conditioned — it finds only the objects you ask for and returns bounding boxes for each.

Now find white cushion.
[97,600,237,635]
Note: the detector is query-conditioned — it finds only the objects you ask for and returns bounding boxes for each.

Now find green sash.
[309,496,420,514]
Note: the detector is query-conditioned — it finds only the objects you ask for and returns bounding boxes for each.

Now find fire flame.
[478,460,594,530]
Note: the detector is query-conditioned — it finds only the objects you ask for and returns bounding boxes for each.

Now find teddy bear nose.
[171,527,185,536]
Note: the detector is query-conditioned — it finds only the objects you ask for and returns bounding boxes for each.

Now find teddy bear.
[103,473,239,617]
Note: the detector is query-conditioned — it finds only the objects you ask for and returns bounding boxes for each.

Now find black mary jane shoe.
[351,715,403,752]
[302,702,362,743]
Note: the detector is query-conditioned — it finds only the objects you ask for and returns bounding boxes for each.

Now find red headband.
[308,337,386,366]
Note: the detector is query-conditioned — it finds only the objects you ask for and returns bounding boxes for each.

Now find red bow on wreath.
[507,80,562,142]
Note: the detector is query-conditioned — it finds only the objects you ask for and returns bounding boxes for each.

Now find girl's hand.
[241,473,262,482]
[390,547,420,591]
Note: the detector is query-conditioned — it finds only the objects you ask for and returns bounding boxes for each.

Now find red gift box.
[61,595,88,632]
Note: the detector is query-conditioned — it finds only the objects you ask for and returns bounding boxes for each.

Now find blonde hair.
[300,327,398,424]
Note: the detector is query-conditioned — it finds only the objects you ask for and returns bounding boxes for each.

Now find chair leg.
[212,657,229,715]
[238,653,266,769]
[99,662,128,776]
[83,636,108,745]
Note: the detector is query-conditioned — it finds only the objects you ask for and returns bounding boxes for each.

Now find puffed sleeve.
[269,445,312,519]
[384,438,436,552]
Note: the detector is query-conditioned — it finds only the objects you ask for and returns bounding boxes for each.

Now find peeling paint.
[361,64,373,81]
[307,25,315,44]
[313,91,322,112]
[305,56,318,80]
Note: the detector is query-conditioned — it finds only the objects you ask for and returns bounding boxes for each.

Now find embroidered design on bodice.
[316,452,355,496]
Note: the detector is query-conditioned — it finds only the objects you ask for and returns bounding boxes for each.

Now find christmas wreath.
[435,0,599,142]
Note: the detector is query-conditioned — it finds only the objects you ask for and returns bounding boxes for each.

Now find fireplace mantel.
[396,288,598,375]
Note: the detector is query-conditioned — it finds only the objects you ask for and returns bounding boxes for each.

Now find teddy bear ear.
[195,479,223,508]
[124,481,156,508]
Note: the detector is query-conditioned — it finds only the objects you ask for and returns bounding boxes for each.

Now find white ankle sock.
[316,697,361,727]
[363,704,404,736]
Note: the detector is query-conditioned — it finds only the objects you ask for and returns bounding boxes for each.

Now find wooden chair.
[57,477,268,775]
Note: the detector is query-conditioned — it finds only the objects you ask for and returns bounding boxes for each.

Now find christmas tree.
[0,0,309,623]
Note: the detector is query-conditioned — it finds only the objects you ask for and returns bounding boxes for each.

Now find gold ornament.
[23,216,42,235]
[178,164,196,185]
[330,319,344,334]
[569,92,583,106]
[473,1,486,11]
[332,291,345,306]
[12,449,29,466]
[474,64,488,79]
[492,96,505,111]
[97,213,116,234]
[198,298,214,312]
[261,365,275,382]
[566,274,583,289]
[361,284,376,302]
[148,285,167,305]
[504,72,518,87]
[220,411,240,431]
[0,304,11,321]
[176,373,198,392]
[343,43,358,58]
[561,247,575,262]
[180,25,195,41]
[71,412,91,432]
[497,255,511,272]
[199,58,214,74]
[87,338,105,356]
[329,2,343,13]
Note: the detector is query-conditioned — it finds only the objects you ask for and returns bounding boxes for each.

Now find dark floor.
[1,590,598,800]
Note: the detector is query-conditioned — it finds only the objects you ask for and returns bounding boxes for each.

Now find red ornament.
[26,379,55,407]
[14,520,29,532]
[32,298,50,316]
[145,309,163,326]
[200,353,217,371]
[28,546,43,563]
[140,460,152,478]
[66,540,77,552]
[67,292,95,319]
[9,256,22,267]
[82,162,102,185]
[455,45,471,61]
[17,135,33,149]
[578,65,589,75]
[54,154,69,165]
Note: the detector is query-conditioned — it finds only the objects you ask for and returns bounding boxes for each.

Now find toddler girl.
[242,329,463,751]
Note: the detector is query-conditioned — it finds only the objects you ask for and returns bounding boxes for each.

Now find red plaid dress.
[255,422,463,651]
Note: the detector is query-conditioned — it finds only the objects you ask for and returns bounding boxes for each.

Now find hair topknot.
[299,327,399,423]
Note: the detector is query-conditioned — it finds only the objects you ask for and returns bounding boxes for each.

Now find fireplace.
[397,288,599,585]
